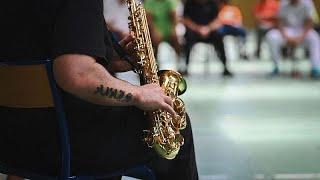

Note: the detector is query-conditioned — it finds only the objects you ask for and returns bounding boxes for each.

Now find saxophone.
[126,0,188,159]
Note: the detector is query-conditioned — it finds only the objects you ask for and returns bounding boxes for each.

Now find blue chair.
[0,59,155,180]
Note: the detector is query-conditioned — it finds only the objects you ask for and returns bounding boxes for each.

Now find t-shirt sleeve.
[52,0,107,59]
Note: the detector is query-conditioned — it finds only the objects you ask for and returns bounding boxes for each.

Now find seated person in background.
[216,0,248,60]
[266,0,320,78]
[281,0,320,34]
[253,0,279,59]
[144,0,181,58]
[104,0,130,39]
[182,0,232,76]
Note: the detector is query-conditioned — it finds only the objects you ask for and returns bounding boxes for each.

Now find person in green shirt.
[144,0,181,57]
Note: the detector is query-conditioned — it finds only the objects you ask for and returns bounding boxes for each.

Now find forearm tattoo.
[94,85,133,102]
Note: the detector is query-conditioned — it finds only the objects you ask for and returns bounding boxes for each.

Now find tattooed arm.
[53,54,176,116]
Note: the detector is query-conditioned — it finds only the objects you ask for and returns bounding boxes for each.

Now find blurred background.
[105,0,320,179]
[2,0,320,180]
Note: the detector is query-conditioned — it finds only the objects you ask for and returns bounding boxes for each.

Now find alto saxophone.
[126,0,188,159]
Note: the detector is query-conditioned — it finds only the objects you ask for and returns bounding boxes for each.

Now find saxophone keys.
[173,98,185,112]
[142,130,154,147]
[175,134,185,146]
[179,115,187,130]
[170,115,180,129]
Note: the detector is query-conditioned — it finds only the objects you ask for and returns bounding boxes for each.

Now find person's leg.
[218,25,246,37]
[182,30,199,75]
[168,33,182,70]
[182,41,193,75]
[217,25,248,60]
[303,29,320,78]
[169,33,182,56]
[255,27,264,58]
[6,175,24,180]
[238,36,249,60]
[209,32,232,76]
[265,29,285,75]
[231,26,248,59]
[256,27,269,58]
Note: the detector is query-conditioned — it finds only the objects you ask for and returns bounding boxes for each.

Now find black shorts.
[0,105,153,176]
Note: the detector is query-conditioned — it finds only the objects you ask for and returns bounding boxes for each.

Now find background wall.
[231,0,257,28]
[315,0,320,15]
[231,0,320,28]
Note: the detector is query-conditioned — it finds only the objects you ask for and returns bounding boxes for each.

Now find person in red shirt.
[253,0,280,58]
[218,0,242,27]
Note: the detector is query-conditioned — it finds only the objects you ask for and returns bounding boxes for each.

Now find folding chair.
[0,59,155,180]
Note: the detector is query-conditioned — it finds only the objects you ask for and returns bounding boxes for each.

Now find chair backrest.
[0,63,53,107]
[0,59,71,180]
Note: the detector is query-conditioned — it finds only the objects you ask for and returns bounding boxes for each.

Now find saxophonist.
[0,0,198,179]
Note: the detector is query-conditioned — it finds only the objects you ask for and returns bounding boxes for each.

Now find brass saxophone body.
[126,0,188,159]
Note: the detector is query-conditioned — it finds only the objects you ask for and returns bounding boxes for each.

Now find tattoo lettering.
[106,88,117,98]
[117,90,125,99]
[95,85,105,96]
[94,85,133,102]
[124,93,133,102]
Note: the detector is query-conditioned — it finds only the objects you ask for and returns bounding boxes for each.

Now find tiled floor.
[184,60,320,180]
[157,40,320,179]
[119,40,320,180]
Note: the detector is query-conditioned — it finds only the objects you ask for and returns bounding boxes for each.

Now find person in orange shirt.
[218,0,242,27]
[216,0,248,59]
[253,0,280,58]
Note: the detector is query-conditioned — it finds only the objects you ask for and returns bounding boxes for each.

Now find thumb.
[119,34,135,48]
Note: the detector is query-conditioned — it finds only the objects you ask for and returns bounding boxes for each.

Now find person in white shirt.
[281,0,319,25]
[266,0,320,78]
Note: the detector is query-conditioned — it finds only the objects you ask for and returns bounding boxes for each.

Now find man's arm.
[145,12,163,46]
[182,17,200,32]
[277,17,289,39]
[289,17,313,45]
[300,17,313,40]
[170,10,178,34]
[53,54,176,116]
[207,17,222,32]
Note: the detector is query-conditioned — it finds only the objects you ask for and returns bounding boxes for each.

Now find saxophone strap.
[106,28,137,70]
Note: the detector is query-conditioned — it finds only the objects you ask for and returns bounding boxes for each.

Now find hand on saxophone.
[133,83,177,117]
[119,34,139,59]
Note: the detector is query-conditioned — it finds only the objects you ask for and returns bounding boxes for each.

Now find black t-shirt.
[1,0,114,109]
[0,0,112,61]
[183,0,219,25]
